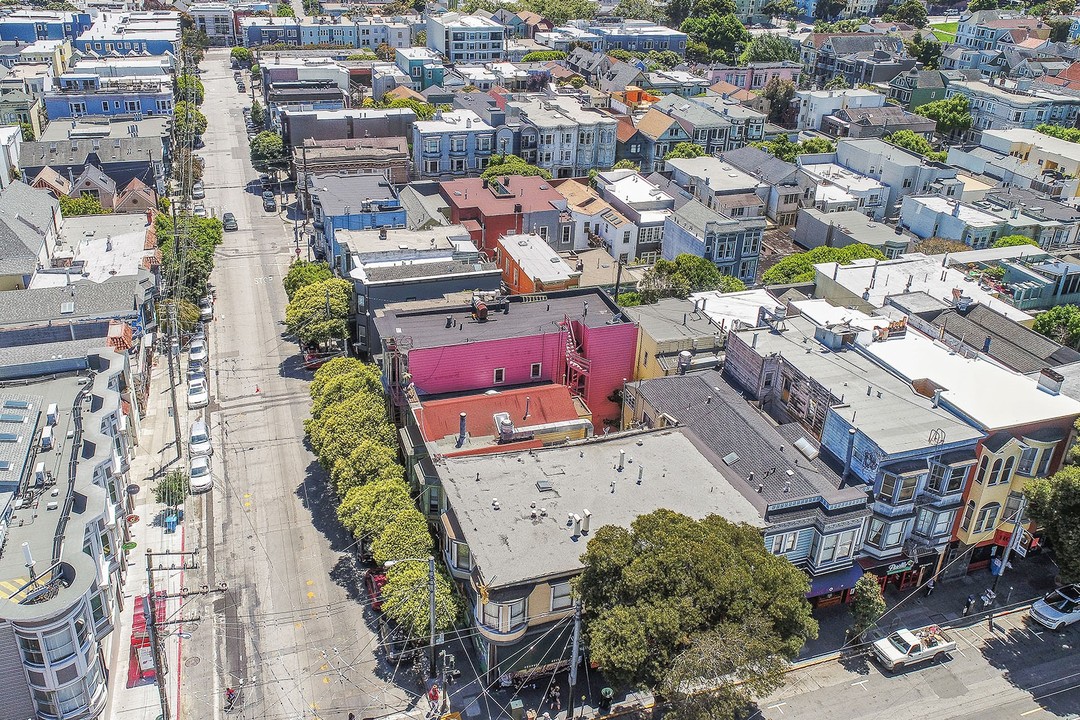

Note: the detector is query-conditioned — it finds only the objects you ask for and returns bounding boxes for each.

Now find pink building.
[706,61,802,90]
[376,289,637,428]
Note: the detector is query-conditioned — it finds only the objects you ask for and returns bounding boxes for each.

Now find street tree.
[284,276,351,348]
[761,0,797,16]
[884,130,946,161]
[331,437,404,495]
[251,100,265,125]
[371,506,435,566]
[175,73,205,105]
[249,131,288,173]
[740,33,799,64]
[283,260,333,300]
[174,100,207,139]
[306,392,396,472]
[1033,304,1080,348]
[849,573,885,641]
[967,0,997,9]
[762,77,796,124]
[916,95,973,137]
[381,560,462,639]
[680,13,750,63]
[309,363,382,420]
[230,47,253,65]
[576,510,817,690]
[762,244,885,284]
[338,476,413,544]
[882,0,927,27]
[309,357,369,401]
[993,235,1039,248]
[158,299,201,334]
[154,470,190,508]
[613,159,640,171]
[157,214,223,301]
[912,237,970,255]
[1027,466,1080,583]
[480,154,552,180]
[664,142,706,160]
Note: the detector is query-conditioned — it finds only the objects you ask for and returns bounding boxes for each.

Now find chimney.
[379,227,387,240]
[751,333,758,349]
[581,510,591,534]
[700,298,707,312]
[1038,367,1064,395]
[951,201,961,218]
[932,388,942,407]
[842,428,856,479]
[457,412,467,446]
[445,315,453,328]
[524,395,531,419]
[583,300,589,317]
[572,514,582,536]
[618,449,625,471]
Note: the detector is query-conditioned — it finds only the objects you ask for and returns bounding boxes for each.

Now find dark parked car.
[263,197,276,212]
[222,212,238,231]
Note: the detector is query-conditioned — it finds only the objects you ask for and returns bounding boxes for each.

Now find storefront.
[860,555,937,593]
[806,565,865,608]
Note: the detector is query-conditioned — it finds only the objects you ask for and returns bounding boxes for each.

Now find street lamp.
[383,556,437,677]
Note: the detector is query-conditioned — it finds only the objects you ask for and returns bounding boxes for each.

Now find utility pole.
[990,495,1028,597]
[165,304,182,461]
[568,600,582,720]
[428,555,437,678]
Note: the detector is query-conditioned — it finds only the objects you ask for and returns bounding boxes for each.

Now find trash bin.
[598,687,613,713]
[164,515,178,533]
[509,698,524,720]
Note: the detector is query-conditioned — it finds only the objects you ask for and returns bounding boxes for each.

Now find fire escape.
[562,316,590,401]
[384,335,413,426]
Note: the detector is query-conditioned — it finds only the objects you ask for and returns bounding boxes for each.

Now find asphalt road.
[177,49,414,720]
[756,611,1080,720]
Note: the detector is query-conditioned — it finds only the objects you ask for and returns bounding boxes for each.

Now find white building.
[595,169,673,264]
[794,88,886,131]
[508,95,617,179]
[798,161,888,220]
[426,13,505,64]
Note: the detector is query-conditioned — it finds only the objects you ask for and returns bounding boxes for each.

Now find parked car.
[1029,584,1080,630]
[263,196,277,212]
[189,419,213,456]
[193,203,207,218]
[189,454,214,493]
[187,378,209,409]
[377,616,421,664]
[191,181,205,199]
[189,338,208,363]
[223,212,238,231]
[364,570,388,612]
[199,296,214,321]
[872,627,955,671]
[188,357,205,375]
[187,365,206,385]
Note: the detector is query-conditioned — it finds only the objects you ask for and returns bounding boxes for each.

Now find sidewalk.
[106,353,198,720]
[797,552,1060,659]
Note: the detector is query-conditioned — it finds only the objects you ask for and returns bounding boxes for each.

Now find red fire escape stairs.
[562,316,590,400]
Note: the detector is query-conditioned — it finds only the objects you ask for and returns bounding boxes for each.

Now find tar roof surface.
[440,428,764,589]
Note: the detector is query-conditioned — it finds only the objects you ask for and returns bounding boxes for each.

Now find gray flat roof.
[375,288,629,351]
[735,315,982,454]
[623,297,726,343]
[441,428,765,590]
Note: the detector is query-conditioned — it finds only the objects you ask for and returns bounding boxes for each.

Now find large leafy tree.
[310,362,382,419]
[849,573,885,640]
[372,507,435,566]
[283,260,333,300]
[1026,466,1080,584]
[309,357,370,403]
[230,47,253,65]
[154,470,190,508]
[521,50,567,61]
[480,154,552,180]
[916,95,973,137]
[175,72,205,105]
[1033,304,1080,348]
[249,131,288,173]
[331,437,404,495]
[664,142,706,160]
[993,235,1038,249]
[884,130,946,162]
[381,559,462,638]
[882,0,927,27]
[905,33,942,70]
[753,136,835,163]
[577,510,817,691]
[762,244,885,285]
[762,77,796,125]
[740,33,798,64]
[157,213,223,301]
[967,0,997,9]
[680,13,749,63]
[174,100,207,139]
[638,253,747,303]
[338,476,413,544]
[306,391,395,471]
[284,276,351,348]
[1036,123,1080,144]
[59,193,111,216]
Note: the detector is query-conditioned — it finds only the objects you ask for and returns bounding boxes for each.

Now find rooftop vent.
[536,479,554,492]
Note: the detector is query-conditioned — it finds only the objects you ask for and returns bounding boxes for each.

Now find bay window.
[928,463,966,494]
[44,626,76,663]
[974,502,1000,533]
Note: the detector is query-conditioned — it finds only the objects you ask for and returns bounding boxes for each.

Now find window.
[878,473,898,501]
[1000,456,1015,487]
[124,100,139,113]
[771,531,798,554]
[818,529,856,563]
[451,540,470,571]
[988,458,1002,485]
[561,225,571,245]
[493,368,505,384]
[43,626,76,663]
[1004,491,1028,526]
[866,518,885,547]
[424,138,439,154]
[90,594,106,625]
[451,137,466,153]
[976,455,988,484]
[424,160,439,174]
[530,362,542,379]
[18,635,44,665]
[550,582,572,611]
[1038,445,1054,476]
[928,463,966,494]
[974,502,1000,533]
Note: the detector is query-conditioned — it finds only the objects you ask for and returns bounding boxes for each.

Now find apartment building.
[946,80,1080,132]
[587,20,687,55]
[440,175,568,253]
[508,95,617,178]
[794,88,886,131]
[74,11,182,57]
[427,13,505,64]
[719,146,800,226]
[594,169,674,264]
[665,156,768,221]
[662,199,764,283]
[0,10,91,44]
[412,109,496,178]
[44,75,172,119]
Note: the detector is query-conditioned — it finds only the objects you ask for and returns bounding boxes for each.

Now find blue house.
[662,200,765,285]
[240,16,303,47]
[309,173,406,267]
[0,10,91,44]
[45,74,173,119]
[73,12,182,56]
[395,47,445,90]
[588,21,688,56]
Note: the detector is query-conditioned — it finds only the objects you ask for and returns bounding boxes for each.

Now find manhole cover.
[184,656,201,668]
[127,484,141,495]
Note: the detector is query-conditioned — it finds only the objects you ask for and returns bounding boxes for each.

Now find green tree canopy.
[752,136,835,163]
[762,76,796,124]
[1036,123,1080,144]
[884,129,946,162]
[967,0,997,9]
[576,510,817,690]
[284,277,351,348]
[310,362,382,419]
[664,142,706,160]
[59,193,111,216]
[740,32,799,64]
[521,50,567,61]
[905,32,942,70]
[680,13,750,63]
[306,391,395,471]
[155,470,190,507]
[992,235,1039,248]
[882,0,927,27]
[638,254,747,303]
[614,0,667,21]
[230,47,253,64]
[913,237,970,255]
[517,0,596,24]
[915,94,972,136]
[309,356,369,401]
[761,244,885,285]
[1033,304,1080,348]
[251,99,265,125]
[761,0,797,16]
[283,260,333,300]
[381,559,462,638]
[338,476,413,544]
[158,298,201,334]
[849,573,886,640]
[823,75,851,90]
[174,100,207,139]
[249,131,287,172]
[331,437,404,496]
[175,72,204,105]
[480,154,552,181]
[275,2,295,15]
[372,506,436,566]
[1026,466,1080,583]
[612,159,640,171]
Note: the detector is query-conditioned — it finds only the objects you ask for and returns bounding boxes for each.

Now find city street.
[172,49,413,720]
[757,611,1080,720]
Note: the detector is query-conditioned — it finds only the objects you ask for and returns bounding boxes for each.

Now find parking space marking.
[1020,709,1043,716]
[768,702,787,715]
[852,679,869,692]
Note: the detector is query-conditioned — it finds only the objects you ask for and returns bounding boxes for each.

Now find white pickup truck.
[872,627,956,671]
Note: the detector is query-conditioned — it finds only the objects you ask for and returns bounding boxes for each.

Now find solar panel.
[0,433,19,442]
[0,461,9,471]
[2,400,30,409]
[0,414,24,423]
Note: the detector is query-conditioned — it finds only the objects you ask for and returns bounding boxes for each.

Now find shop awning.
[497,620,575,680]
[806,565,864,598]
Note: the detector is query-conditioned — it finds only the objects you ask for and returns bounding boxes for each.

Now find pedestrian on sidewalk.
[924,577,936,597]
[964,594,976,616]
[549,684,561,712]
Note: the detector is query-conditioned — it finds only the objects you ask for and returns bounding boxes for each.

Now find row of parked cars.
[185,297,216,493]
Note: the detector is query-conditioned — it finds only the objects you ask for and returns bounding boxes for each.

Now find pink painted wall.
[577,320,639,427]
[407,331,566,396]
